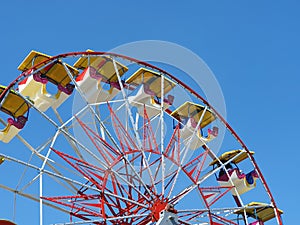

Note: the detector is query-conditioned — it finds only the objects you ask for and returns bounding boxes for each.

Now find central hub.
[150,199,168,221]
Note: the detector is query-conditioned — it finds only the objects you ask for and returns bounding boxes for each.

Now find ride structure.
[0,50,283,225]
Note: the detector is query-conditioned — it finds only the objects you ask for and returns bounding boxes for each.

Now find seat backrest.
[8,116,27,129]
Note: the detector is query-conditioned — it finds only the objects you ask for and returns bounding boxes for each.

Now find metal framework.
[0,51,283,225]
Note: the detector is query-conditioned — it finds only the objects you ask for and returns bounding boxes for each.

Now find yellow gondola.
[18,50,79,111]
[0,86,30,143]
[171,101,218,150]
[234,202,283,223]
[171,101,216,128]
[126,68,176,118]
[74,51,128,103]
[211,149,259,196]
[18,50,79,87]
[210,149,255,166]
[126,68,176,98]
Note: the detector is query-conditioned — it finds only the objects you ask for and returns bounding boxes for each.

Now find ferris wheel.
[0,50,283,225]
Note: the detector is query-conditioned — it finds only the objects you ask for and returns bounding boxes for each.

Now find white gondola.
[128,84,174,118]
[171,101,217,150]
[73,54,128,103]
[218,168,258,196]
[180,117,218,150]
[18,73,55,111]
[210,150,259,196]
[17,51,78,112]
[126,68,175,118]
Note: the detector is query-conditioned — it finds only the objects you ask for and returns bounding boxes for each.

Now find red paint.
[150,200,168,222]
[0,220,16,225]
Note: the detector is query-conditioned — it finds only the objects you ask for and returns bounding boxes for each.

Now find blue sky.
[0,0,299,224]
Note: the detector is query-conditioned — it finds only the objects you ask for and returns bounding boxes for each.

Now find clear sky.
[0,0,299,224]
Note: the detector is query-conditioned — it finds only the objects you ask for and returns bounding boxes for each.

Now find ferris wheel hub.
[150,199,169,222]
